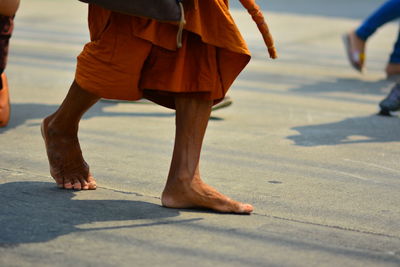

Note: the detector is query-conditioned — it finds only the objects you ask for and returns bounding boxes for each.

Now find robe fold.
[75,0,251,109]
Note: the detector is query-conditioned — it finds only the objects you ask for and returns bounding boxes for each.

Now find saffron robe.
[75,0,251,109]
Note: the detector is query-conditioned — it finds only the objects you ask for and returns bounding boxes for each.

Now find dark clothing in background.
[0,15,14,89]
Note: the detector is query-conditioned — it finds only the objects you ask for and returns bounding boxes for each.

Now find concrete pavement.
[1,0,399,266]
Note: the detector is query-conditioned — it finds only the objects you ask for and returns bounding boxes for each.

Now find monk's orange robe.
[75,0,251,109]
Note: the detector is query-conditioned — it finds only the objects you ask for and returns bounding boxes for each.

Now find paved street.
[1,0,399,266]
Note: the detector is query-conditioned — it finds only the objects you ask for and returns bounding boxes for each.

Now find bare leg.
[0,73,10,127]
[386,63,400,77]
[161,94,253,214]
[41,81,99,190]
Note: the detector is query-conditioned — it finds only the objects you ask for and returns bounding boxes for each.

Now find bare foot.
[41,116,96,190]
[161,175,254,214]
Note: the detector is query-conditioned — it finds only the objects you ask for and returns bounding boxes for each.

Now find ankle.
[350,31,366,48]
[386,63,400,75]
[44,115,78,137]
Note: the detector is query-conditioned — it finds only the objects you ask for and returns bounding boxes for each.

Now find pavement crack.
[252,212,400,240]
[0,167,25,174]
[2,167,398,243]
[97,186,161,200]
[0,167,161,200]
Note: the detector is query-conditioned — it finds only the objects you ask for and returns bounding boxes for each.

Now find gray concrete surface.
[1,0,400,266]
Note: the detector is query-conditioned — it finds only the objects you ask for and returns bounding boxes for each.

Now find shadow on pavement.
[240,70,391,100]
[0,100,224,134]
[0,101,175,134]
[1,182,399,265]
[290,78,391,97]
[0,181,195,247]
[288,114,400,146]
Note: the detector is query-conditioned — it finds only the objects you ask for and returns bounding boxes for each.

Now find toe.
[81,183,89,190]
[77,177,89,190]
[73,182,82,190]
[87,175,97,190]
[232,202,253,214]
[64,182,73,189]
[240,204,254,214]
[72,178,82,190]
[51,175,64,189]
[88,182,97,190]
[62,175,75,189]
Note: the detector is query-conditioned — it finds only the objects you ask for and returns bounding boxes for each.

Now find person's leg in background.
[0,0,19,127]
[379,83,400,115]
[386,28,400,76]
[0,15,13,127]
[344,0,400,73]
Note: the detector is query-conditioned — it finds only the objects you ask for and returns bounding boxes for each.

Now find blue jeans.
[356,0,400,63]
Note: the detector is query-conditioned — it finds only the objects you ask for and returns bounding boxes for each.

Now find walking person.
[42,0,278,214]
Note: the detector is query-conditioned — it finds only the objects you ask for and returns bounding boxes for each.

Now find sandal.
[342,33,365,72]
[212,96,232,111]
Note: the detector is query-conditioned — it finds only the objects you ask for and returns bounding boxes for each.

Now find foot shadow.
[288,114,400,146]
[0,181,200,247]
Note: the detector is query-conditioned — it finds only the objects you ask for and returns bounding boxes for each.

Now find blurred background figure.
[0,0,20,127]
[343,0,400,78]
